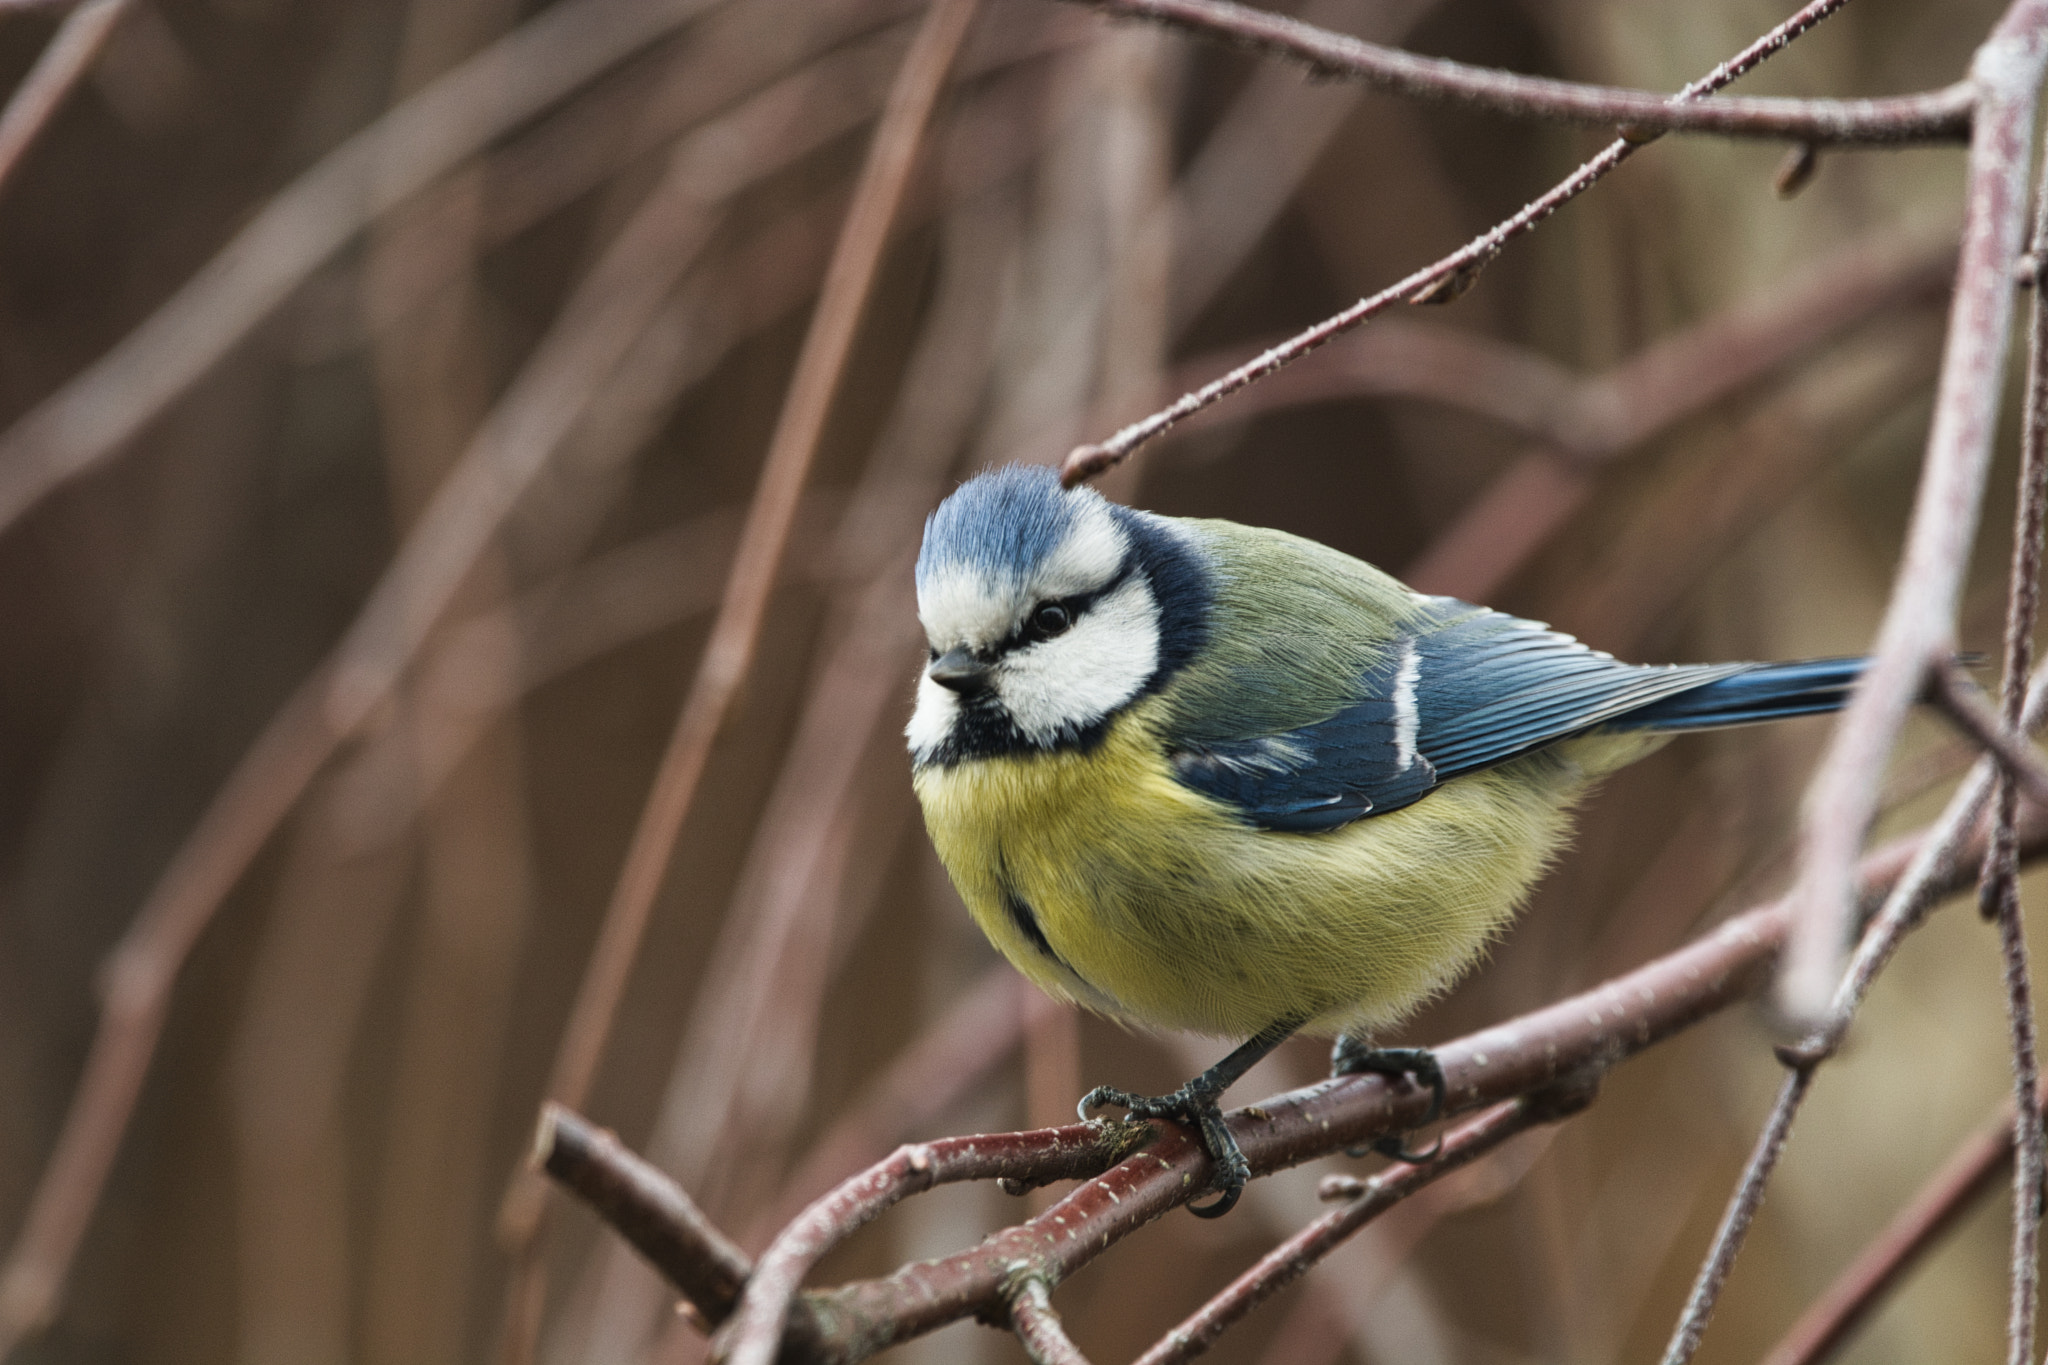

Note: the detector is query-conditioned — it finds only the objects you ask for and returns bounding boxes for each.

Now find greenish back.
[1159,520,1441,744]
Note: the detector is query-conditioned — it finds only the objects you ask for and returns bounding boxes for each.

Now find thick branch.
[1069,0,1974,144]
[1780,0,2048,1029]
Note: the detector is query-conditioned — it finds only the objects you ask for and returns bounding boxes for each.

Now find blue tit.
[907,464,1860,1215]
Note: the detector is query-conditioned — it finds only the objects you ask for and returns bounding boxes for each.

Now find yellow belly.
[914,701,1639,1038]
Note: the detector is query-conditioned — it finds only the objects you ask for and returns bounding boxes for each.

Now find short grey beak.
[927,647,992,693]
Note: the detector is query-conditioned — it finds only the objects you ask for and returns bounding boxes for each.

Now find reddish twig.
[1657,1066,1816,1365]
[1928,661,2048,808]
[533,1104,753,1326]
[1058,0,1860,486]
[522,0,978,1239]
[1759,1094,2026,1365]
[1980,139,2048,1365]
[1010,1277,1095,1365]
[1779,0,2048,1031]
[1069,0,1974,144]
[755,967,1029,1240]
[716,1127,1136,1365]
[0,0,129,203]
[1133,1093,1583,1365]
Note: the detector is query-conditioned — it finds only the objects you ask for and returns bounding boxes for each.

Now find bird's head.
[907,465,1209,767]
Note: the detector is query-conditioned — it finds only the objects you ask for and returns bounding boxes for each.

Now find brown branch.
[1132,1093,1584,1365]
[1759,1094,2025,1365]
[1010,1277,1096,1365]
[532,1104,752,1324]
[1779,0,2048,1030]
[1058,0,1860,486]
[0,0,129,204]
[524,0,979,1244]
[1068,0,1974,144]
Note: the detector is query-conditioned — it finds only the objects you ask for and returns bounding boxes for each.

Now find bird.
[906,463,1860,1216]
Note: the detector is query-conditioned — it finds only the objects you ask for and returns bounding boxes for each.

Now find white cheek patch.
[995,575,1160,745]
[905,672,960,762]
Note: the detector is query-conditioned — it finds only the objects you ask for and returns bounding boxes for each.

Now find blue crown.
[916,465,1085,591]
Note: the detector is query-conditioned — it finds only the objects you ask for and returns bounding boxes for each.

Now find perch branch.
[543,789,2048,1365]
[1066,0,1973,144]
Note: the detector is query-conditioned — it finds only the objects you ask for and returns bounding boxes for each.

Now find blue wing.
[1171,599,1861,833]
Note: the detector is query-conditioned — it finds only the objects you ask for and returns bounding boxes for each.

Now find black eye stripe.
[994,559,1137,656]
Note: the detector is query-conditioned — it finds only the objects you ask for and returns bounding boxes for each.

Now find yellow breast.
[913,697,1610,1039]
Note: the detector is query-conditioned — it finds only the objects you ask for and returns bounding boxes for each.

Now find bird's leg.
[1331,1035,1446,1162]
[1078,1019,1300,1218]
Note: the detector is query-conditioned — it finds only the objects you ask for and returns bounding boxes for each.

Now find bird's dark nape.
[1612,656,1866,731]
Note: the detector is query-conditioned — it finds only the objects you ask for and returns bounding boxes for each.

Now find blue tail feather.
[1611,657,1865,732]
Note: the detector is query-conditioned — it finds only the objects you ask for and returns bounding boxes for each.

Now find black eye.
[1029,603,1073,640]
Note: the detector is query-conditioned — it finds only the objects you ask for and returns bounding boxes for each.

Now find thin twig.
[1133,1093,1584,1365]
[1067,0,1974,144]
[1011,1278,1096,1365]
[1058,0,1861,485]
[1928,661,2048,808]
[1759,1094,2025,1365]
[1779,0,2048,1030]
[533,1105,753,1325]
[1642,669,2048,1365]
[1981,115,2048,1363]
[523,0,980,1245]
[1657,1066,1815,1365]
[0,0,129,204]
[0,673,342,1350]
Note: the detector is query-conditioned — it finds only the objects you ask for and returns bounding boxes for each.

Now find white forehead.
[917,497,1129,648]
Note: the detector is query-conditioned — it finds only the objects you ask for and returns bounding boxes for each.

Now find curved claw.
[1332,1041,1447,1162]
[1076,1080,1248,1215]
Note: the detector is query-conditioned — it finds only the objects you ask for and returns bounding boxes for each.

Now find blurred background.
[0,0,2033,1361]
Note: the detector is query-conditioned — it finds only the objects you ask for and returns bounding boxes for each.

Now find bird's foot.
[1079,1079,1247,1218]
[1331,1039,1446,1162]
